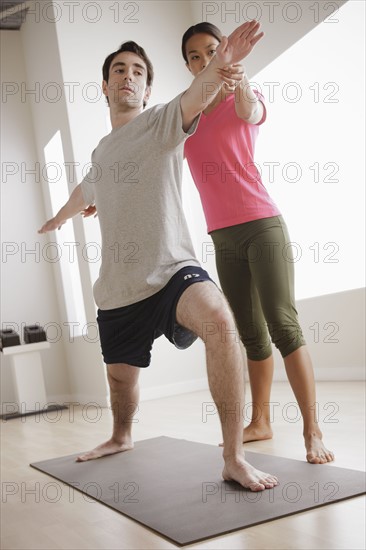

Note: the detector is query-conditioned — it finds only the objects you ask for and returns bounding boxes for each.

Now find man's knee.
[200,301,239,345]
[107,363,140,389]
[177,282,239,343]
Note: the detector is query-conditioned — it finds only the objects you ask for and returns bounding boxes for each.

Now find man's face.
[103,51,150,108]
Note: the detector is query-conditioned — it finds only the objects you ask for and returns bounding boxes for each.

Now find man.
[39,21,278,492]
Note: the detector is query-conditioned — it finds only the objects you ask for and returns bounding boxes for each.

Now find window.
[253,0,365,299]
[44,131,87,335]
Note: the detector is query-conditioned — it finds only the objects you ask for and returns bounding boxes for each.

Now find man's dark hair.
[102,41,154,108]
[181,22,222,64]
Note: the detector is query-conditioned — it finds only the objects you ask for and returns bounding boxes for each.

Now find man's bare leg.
[176,281,278,492]
[243,355,274,442]
[76,363,139,461]
[284,346,334,464]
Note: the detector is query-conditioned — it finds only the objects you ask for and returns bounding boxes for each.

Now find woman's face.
[185,33,220,76]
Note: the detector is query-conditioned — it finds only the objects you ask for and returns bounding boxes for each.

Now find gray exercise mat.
[30,436,366,546]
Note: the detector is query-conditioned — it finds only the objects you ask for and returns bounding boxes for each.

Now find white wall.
[273,287,366,381]
[1,0,364,412]
[0,30,71,410]
[190,0,349,75]
[16,1,115,406]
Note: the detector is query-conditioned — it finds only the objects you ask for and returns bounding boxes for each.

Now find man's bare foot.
[243,423,273,443]
[223,457,279,492]
[305,432,334,464]
[76,438,133,462]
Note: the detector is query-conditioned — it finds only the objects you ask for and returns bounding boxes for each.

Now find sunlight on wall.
[252,0,365,299]
[44,131,87,334]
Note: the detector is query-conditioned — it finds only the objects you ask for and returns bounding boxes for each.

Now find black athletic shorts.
[97,266,213,367]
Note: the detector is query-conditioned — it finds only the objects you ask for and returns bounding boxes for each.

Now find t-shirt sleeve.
[254,89,267,126]
[147,92,200,148]
[80,151,97,205]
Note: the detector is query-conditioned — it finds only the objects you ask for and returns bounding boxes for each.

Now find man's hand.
[37,184,87,234]
[82,205,98,218]
[38,216,65,234]
[216,20,264,68]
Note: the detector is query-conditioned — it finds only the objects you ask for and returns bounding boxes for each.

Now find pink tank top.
[184,92,281,232]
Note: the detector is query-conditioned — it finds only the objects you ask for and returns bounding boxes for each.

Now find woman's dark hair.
[102,41,154,108]
[181,22,222,63]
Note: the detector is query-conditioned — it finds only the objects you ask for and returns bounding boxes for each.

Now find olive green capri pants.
[210,215,306,361]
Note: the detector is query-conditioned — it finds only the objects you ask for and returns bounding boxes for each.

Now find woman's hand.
[216,63,245,90]
[82,205,98,218]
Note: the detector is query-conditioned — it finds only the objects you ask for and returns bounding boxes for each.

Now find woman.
[182,21,334,464]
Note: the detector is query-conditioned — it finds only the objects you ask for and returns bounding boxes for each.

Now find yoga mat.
[30,436,366,546]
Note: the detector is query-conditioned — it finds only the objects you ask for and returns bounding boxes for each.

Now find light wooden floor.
[1,381,365,549]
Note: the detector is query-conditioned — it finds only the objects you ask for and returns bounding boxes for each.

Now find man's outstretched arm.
[38,184,87,234]
[180,20,263,131]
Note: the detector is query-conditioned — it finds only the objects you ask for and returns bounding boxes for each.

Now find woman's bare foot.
[219,423,273,447]
[305,431,334,464]
[76,438,134,462]
[243,423,273,443]
[223,457,279,492]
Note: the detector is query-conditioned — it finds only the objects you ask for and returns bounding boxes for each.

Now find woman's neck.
[203,86,233,115]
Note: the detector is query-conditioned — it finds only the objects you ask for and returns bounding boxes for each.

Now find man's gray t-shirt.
[81,93,201,310]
